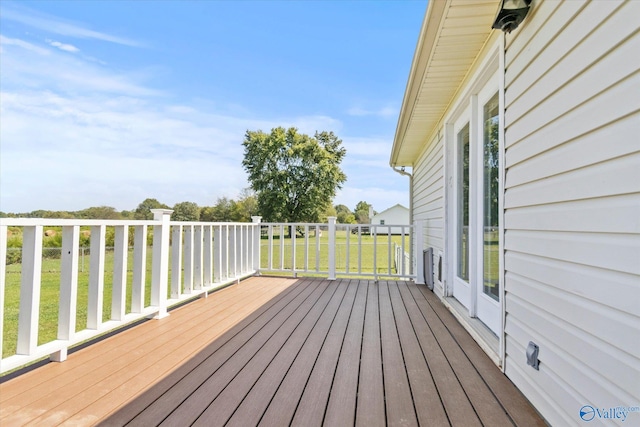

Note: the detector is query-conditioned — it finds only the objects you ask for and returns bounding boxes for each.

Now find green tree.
[335,204,356,224]
[319,203,337,223]
[78,206,121,219]
[172,201,200,221]
[201,197,242,222]
[242,127,346,226]
[236,188,258,222]
[134,198,169,220]
[354,201,374,224]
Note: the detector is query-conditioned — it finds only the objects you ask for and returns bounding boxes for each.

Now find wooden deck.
[0,277,545,426]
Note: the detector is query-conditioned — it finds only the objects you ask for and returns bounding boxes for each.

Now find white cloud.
[47,39,79,52]
[0,84,355,212]
[2,5,142,47]
[1,36,160,97]
[0,35,50,55]
[0,15,409,214]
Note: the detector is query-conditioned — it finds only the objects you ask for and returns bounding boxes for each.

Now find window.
[483,93,500,301]
[457,123,470,282]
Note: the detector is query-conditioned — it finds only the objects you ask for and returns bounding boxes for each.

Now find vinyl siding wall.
[412,131,445,296]
[503,0,640,425]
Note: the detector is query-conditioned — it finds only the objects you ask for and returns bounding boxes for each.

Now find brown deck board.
[28,281,286,426]
[1,277,295,426]
[0,277,546,427]
[124,277,325,426]
[288,280,365,427]
[161,279,339,426]
[378,281,418,426]
[321,279,367,427]
[387,281,449,426]
[224,278,352,427]
[256,279,359,427]
[356,280,385,427]
[1,278,272,404]
[398,281,482,426]
[415,285,547,427]
[192,279,343,426]
[406,282,513,426]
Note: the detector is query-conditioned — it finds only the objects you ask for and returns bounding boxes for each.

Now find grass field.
[260,232,410,275]
[2,233,411,358]
[3,248,155,358]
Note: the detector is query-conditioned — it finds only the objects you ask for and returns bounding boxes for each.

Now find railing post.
[252,216,262,274]
[150,209,173,319]
[414,219,425,285]
[328,217,336,280]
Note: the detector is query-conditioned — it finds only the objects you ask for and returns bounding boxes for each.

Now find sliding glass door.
[449,82,501,335]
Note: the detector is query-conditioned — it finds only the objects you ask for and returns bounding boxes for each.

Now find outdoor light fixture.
[492,0,532,33]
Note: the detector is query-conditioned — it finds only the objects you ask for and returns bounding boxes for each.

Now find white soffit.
[391,0,499,167]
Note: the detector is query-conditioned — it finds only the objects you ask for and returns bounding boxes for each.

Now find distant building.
[371,204,409,235]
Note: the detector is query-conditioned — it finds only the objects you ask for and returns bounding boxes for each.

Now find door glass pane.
[457,124,470,282]
[483,93,499,301]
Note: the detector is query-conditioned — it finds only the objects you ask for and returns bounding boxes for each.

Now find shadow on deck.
[0,277,544,426]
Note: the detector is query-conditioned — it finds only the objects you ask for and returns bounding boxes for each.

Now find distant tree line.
[0,195,376,224]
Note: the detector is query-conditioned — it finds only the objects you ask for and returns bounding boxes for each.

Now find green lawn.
[260,232,410,275]
[3,248,155,358]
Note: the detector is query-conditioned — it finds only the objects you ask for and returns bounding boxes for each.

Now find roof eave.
[390,0,448,168]
[390,0,500,168]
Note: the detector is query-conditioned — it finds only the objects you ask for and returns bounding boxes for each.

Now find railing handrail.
[0,212,262,373]
[1,215,420,374]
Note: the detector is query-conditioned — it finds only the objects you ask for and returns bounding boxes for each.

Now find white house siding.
[371,204,409,235]
[503,1,640,426]
[412,131,445,296]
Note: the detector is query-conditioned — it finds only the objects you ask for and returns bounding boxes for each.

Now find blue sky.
[0,0,426,214]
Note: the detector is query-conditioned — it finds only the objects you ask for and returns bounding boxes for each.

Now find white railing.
[0,210,260,373]
[258,218,416,281]
[1,214,421,373]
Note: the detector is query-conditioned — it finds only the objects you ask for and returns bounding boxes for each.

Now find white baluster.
[171,225,183,299]
[203,225,213,286]
[111,225,128,321]
[194,225,203,293]
[17,226,43,355]
[328,217,336,280]
[131,225,147,313]
[87,225,106,330]
[53,225,79,362]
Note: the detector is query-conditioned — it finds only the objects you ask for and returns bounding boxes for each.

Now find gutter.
[392,165,413,223]
[392,166,415,275]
